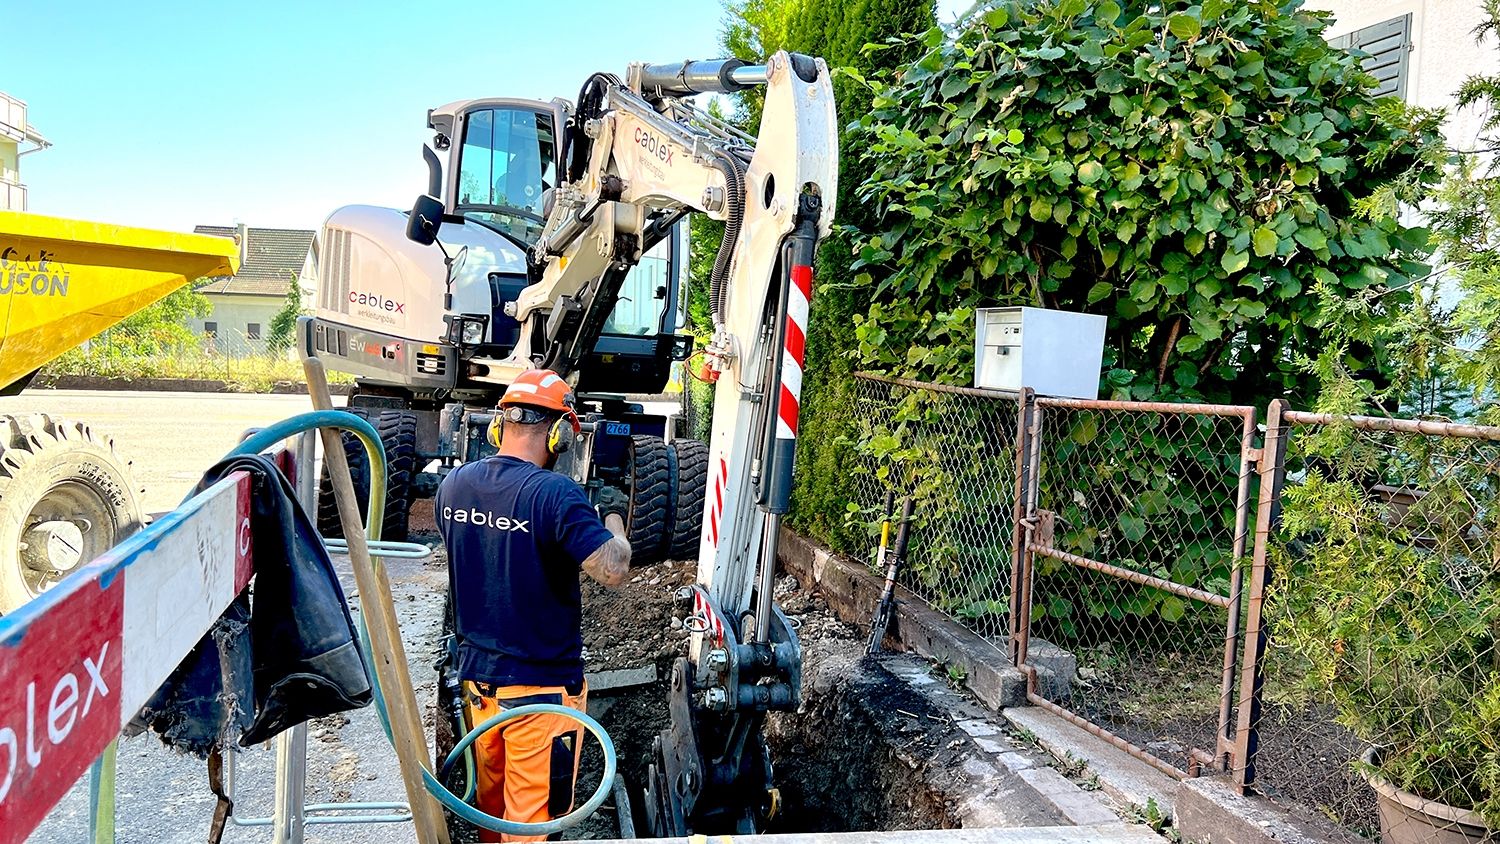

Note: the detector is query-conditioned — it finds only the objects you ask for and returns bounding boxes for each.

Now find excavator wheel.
[317,407,419,542]
[0,414,145,613]
[666,438,708,561]
[626,435,672,566]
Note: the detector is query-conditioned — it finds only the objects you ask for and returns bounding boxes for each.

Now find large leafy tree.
[851,0,1442,406]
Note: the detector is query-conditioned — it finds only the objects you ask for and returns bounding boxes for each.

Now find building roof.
[193,225,314,296]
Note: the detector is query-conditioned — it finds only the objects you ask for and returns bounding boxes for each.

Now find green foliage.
[851,0,1441,404]
[1399,5,1500,420]
[267,274,304,355]
[715,0,937,549]
[100,280,212,355]
[42,347,352,392]
[827,0,1442,628]
[1271,425,1500,825]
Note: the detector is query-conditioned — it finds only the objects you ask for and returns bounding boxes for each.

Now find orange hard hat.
[499,368,581,432]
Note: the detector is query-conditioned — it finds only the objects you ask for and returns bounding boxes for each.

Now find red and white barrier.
[0,472,252,843]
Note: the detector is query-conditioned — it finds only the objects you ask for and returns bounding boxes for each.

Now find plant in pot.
[1269,376,1500,842]
[1274,10,1500,834]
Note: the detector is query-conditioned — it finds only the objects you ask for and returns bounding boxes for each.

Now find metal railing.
[1018,396,1256,780]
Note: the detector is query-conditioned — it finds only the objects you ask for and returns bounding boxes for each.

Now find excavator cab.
[419,98,691,394]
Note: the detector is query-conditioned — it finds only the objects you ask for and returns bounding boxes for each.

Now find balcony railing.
[1,179,27,211]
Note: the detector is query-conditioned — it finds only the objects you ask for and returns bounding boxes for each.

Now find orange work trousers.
[462,680,588,843]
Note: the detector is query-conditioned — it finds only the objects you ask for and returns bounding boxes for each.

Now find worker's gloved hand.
[595,486,629,521]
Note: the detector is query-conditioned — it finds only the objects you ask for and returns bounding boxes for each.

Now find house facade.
[1311,1,1500,149]
[0,92,51,211]
[191,224,314,356]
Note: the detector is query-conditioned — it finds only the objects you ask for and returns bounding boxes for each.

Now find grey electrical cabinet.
[974,307,1106,399]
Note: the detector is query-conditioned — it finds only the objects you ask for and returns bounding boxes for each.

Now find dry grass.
[42,349,355,393]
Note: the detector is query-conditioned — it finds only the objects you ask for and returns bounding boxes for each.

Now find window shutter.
[1332,14,1412,100]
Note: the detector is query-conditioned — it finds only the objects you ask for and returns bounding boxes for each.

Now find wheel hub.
[17,480,115,598]
[21,519,86,575]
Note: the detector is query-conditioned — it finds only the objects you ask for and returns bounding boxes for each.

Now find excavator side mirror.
[407,194,444,245]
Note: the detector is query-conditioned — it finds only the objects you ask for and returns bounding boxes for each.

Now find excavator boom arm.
[502,52,839,836]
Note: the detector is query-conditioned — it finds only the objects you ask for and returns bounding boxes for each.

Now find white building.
[0,92,51,211]
[191,224,315,356]
[1312,1,1500,150]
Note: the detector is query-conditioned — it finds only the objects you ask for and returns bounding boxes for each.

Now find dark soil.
[568,557,696,840]
[1250,704,1378,839]
[764,581,959,833]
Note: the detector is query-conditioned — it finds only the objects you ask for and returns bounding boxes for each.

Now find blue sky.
[11,0,965,233]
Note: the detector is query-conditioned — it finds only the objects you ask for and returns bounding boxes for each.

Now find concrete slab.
[590,825,1167,843]
[1003,706,1179,820]
[1175,776,1368,844]
[1018,767,1124,826]
[586,664,658,694]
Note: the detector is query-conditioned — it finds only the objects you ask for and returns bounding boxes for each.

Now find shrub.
[850,0,1440,404]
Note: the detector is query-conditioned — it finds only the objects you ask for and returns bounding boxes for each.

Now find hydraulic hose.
[709,152,746,326]
[225,411,617,837]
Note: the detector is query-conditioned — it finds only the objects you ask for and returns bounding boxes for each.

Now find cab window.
[456,107,555,243]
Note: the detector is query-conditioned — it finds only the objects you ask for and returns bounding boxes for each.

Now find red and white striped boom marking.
[0,472,253,844]
[707,455,728,548]
[776,264,813,440]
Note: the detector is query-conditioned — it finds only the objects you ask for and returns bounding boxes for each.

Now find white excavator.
[302,52,837,834]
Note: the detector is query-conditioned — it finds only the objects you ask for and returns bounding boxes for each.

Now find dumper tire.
[318,408,419,543]
[627,435,671,566]
[667,438,708,561]
[0,414,145,614]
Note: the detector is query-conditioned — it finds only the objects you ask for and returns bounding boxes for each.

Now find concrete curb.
[33,374,351,395]
[777,526,1029,709]
[846,652,1151,835]
[1175,776,1368,844]
[1002,705,1178,820]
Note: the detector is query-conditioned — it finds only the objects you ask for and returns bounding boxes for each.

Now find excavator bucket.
[0,211,240,391]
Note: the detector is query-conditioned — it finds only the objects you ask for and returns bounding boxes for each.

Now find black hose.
[709,153,746,324]
[568,73,620,184]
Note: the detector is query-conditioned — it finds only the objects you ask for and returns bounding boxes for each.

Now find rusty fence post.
[1008,387,1035,667]
[1232,399,1291,793]
[1214,409,1258,771]
[1015,402,1045,669]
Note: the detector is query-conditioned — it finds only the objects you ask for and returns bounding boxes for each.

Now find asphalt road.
[0,390,342,514]
[1,390,442,844]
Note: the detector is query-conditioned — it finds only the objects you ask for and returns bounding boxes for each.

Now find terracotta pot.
[1361,748,1493,844]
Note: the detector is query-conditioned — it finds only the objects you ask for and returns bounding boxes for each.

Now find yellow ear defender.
[545,416,572,455]
[488,406,572,455]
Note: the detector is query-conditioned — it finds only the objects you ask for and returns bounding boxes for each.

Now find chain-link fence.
[1019,398,1256,778]
[42,322,316,391]
[845,374,1021,645]
[829,376,1500,836]
[1237,405,1500,841]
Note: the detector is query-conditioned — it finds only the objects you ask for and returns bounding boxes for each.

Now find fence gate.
[1014,396,1258,779]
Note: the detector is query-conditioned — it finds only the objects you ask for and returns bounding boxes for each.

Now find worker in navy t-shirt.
[435,368,629,842]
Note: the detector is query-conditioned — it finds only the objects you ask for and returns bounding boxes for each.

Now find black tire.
[667,439,708,561]
[626,435,671,566]
[0,414,145,613]
[318,408,419,542]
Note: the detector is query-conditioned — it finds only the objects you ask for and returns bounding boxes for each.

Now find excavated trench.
[558,560,962,840]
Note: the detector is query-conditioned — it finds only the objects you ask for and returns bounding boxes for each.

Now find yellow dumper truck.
[0,210,238,610]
